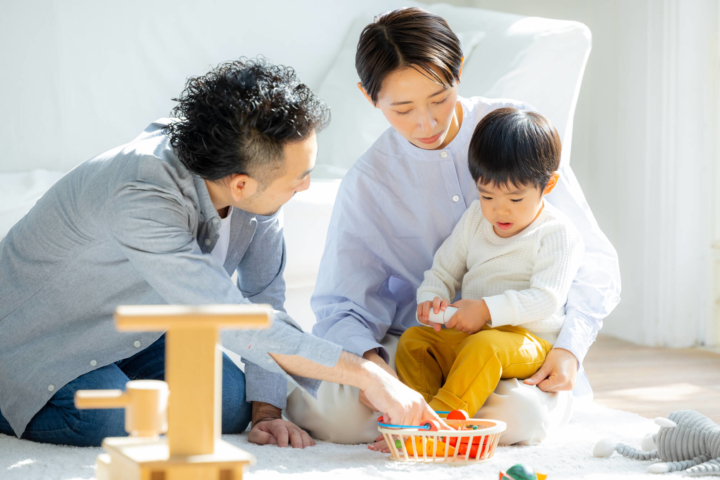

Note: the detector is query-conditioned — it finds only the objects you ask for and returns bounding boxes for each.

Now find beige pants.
[285,334,574,445]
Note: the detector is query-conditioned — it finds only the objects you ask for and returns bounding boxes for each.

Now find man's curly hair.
[164,57,330,183]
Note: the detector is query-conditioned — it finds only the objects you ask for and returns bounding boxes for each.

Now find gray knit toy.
[593,410,720,476]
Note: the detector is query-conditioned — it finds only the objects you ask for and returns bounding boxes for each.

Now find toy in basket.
[377,409,506,464]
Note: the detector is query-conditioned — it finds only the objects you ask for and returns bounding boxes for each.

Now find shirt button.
[48,384,55,392]
[452,195,460,202]
[204,238,212,246]
[213,217,220,225]
[90,360,97,367]
[440,151,448,158]
[134,341,141,348]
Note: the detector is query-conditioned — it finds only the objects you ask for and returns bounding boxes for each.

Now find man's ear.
[228,173,258,203]
[357,82,376,108]
[543,172,560,196]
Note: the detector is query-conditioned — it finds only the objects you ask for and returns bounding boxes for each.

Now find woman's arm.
[526,165,621,392]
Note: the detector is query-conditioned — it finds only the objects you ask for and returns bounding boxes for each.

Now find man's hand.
[248,402,315,448]
[360,361,448,429]
[523,347,578,392]
[359,350,397,411]
[444,299,490,334]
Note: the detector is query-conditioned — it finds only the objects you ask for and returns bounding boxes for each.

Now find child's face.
[477,180,547,238]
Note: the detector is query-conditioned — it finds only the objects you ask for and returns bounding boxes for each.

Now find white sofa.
[0,0,591,332]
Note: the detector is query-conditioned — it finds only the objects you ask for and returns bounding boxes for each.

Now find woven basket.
[378,418,506,464]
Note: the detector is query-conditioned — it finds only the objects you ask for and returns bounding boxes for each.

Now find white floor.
[3,401,715,480]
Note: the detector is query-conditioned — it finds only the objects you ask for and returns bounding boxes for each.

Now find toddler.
[396,107,584,416]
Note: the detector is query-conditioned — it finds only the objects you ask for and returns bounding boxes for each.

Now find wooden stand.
[75,304,273,480]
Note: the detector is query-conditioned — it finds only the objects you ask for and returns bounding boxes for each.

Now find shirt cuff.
[483,294,516,328]
[417,290,443,304]
[244,361,287,409]
[222,312,343,399]
[553,312,597,369]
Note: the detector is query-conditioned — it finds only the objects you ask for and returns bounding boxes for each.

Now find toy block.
[76,304,273,480]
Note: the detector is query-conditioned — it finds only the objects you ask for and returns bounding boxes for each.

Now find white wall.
[421,0,720,347]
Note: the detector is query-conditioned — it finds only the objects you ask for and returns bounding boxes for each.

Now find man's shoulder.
[104,120,196,200]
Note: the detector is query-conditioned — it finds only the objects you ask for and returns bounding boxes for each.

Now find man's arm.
[525,166,621,392]
[233,210,289,418]
[104,183,341,392]
[270,350,445,428]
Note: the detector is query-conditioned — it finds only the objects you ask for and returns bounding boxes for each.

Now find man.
[0,58,442,448]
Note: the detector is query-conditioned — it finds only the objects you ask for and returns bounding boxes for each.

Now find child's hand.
[417,297,449,332]
[444,299,491,334]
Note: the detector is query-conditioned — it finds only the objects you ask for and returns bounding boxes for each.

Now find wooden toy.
[377,412,506,464]
[74,304,273,480]
[499,464,548,480]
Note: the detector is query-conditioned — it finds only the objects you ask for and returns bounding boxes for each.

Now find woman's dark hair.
[164,57,330,183]
[355,7,463,103]
[468,108,562,190]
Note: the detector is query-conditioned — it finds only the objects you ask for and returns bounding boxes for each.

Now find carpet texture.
[2,401,715,479]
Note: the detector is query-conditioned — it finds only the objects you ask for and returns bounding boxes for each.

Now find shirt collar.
[193,174,221,228]
[396,96,474,160]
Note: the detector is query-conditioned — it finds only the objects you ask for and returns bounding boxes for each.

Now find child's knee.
[396,326,426,355]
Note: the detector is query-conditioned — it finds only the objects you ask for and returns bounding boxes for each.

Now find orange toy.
[404,436,456,457]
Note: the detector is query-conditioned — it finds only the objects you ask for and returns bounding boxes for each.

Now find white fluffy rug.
[2,401,713,480]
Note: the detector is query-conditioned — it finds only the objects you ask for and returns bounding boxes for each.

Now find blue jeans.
[0,335,252,446]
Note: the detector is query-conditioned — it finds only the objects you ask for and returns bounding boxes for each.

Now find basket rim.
[378,418,506,436]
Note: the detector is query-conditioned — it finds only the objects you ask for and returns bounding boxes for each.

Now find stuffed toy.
[593,410,720,476]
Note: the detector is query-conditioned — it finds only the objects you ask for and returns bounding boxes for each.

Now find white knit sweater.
[417,200,584,344]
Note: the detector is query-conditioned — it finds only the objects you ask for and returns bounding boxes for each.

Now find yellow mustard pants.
[396,325,553,416]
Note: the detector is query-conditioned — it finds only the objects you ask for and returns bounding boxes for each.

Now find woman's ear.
[543,172,560,196]
[357,82,376,108]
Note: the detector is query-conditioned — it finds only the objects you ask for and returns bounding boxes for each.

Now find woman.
[286,7,620,447]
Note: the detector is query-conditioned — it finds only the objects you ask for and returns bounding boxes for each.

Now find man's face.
[238,131,317,216]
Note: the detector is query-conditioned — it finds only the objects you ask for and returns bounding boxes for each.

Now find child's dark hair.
[355,8,463,104]
[468,108,561,191]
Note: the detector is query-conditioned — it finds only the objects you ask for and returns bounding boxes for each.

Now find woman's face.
[360,65,462,150]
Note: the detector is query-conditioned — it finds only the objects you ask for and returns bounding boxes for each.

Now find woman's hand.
[417,297,449,332]
[523,347,578,392]
[444,299,490,334]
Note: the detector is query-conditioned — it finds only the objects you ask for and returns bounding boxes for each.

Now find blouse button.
[440,151,448,158]
[134,341,142,348]
[205,238,212,246]
[48,384,55,392]
[90,360,97,367]
[452,195,460,202]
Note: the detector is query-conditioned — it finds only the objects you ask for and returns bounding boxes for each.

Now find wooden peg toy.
[75,304,273,480]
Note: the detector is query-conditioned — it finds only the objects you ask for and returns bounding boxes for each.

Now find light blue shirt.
[311,96,621,396]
